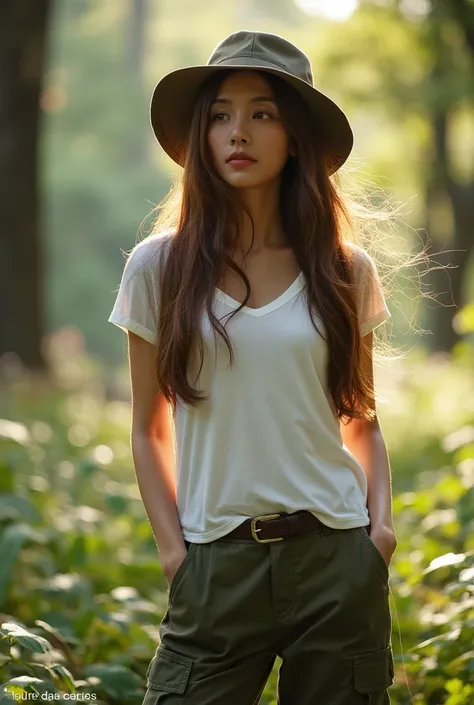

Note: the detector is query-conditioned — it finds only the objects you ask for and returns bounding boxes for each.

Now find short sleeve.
[353,247,391,337]
[108,234,169,345]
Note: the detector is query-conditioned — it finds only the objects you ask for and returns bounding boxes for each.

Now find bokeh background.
[1,1,473,703]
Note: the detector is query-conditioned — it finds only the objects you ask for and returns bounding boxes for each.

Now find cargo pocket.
[143,645,193,704]
[353,645,394,703]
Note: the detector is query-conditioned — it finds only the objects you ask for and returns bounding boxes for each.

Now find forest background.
[1,1,473,704]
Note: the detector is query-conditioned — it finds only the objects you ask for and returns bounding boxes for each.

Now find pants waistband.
[224,511,331,544]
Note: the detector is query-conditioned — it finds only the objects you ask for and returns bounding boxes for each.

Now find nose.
[230,115,251,145]
[230,131,249,146]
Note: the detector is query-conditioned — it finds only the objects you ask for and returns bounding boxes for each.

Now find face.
[207,70,293,190]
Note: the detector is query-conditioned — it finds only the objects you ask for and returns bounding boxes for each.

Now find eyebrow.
[211,96,277,106]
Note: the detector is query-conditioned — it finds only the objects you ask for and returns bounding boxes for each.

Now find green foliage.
[1,319,473,703]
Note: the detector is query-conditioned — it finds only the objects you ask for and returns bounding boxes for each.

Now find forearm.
[131,432,186,557]
[345,426,394,529]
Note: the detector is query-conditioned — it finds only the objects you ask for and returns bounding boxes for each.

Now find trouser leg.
[275,526,394,704]
[142,537,277,705]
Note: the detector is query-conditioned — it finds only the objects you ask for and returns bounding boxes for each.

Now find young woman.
[109,30,397,705]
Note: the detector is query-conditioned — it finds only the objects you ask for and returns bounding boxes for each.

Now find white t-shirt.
[108,231,391,542]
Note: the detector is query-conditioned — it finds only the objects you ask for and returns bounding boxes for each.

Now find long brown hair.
[144,69,411,421]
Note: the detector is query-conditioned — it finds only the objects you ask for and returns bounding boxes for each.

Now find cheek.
[262,129,290,166]
[207,129,228,177]
[207,126,222,154]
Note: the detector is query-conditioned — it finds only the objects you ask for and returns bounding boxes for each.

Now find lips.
[226,152,256,162]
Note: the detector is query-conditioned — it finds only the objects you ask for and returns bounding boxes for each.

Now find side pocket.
[168,542,198,604]
[143,646,193,704]
[353,645,394,703]
[357,527,389,581]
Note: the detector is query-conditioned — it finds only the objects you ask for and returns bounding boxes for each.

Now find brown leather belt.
[225,510,330,544]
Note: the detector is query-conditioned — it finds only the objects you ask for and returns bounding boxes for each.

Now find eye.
[210,110,273,122]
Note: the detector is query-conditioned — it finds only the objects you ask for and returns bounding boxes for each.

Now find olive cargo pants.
[143,520,394,704]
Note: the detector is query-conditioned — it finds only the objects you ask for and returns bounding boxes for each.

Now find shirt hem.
[182,517,246,543]
[360,308,391,337]
[307,512,370,530]
[108,313,157,345]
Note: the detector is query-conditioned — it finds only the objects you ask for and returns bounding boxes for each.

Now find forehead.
[215,69,274,96]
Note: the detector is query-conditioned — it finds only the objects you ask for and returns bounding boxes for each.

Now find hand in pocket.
[368,525,397,568]
[162,547,188,587]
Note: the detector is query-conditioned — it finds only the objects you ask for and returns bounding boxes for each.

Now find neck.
[228,183,289,255]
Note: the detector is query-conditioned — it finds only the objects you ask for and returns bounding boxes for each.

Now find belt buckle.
[250,513,284,543]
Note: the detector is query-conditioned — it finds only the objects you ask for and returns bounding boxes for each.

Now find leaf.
[0,525,45,606]
[4,676,57,695]
[424,552,466,573]
[0,495,41,523]
[0,527,29,606]
[0,420,30,445]
[69,533,86,568]
[4,675,42,688]
[0,623,52,653]
[0,462,14,493]
[49,664,76,691]
[82,664,142,699]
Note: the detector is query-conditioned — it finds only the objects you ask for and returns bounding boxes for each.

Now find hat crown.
[207,30,314,87]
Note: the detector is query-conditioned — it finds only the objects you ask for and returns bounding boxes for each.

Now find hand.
[162,548,188,588]
[369,524,397,569]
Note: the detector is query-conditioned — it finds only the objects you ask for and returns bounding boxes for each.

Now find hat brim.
[150,60,353,174]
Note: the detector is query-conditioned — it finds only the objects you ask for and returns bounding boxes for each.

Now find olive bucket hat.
[150,30,354,174]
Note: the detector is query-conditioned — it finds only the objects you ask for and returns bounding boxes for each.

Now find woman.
[109,30,397,705]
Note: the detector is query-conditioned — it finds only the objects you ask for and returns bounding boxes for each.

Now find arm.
[127,331,187,578]
[340,330,397,563]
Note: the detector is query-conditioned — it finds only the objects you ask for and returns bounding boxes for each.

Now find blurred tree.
[125,0,150,165]
[128,0,147,74]
[319,0,474,351]
[423,0,474,350]
[42,0,159,365]
[0,0,52,368]
[443,0,474,53]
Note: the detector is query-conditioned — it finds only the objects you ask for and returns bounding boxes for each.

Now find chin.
[223,171,258,182]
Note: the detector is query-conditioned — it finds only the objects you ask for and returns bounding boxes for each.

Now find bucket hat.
[150,30,354,174]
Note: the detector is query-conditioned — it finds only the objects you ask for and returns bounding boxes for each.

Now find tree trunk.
[0,0,51,368]
[424,40,474,352]
[125,0,149,166]
[128,0,146,75]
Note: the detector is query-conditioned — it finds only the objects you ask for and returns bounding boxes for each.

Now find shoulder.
[125,228,176,276]
[130,228,176,261]
[344,242,377,281]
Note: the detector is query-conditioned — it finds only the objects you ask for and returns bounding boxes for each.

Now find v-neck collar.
[215,272,305,318]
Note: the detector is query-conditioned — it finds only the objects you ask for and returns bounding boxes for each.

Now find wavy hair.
[143,68,428,421]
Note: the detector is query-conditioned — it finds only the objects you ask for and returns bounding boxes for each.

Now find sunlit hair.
[141,69,431,421]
